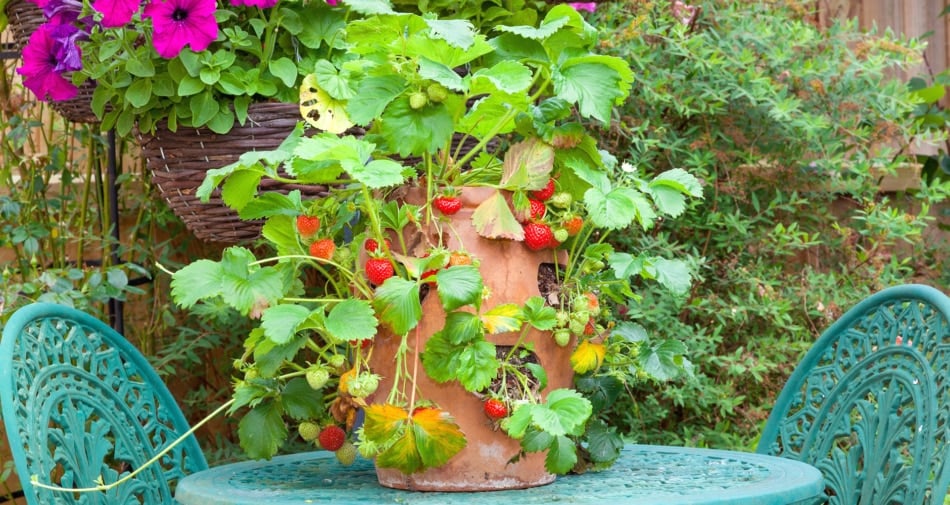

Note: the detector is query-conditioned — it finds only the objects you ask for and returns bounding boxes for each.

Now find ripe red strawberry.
[318,425,346,451]
[364,238,391,253]
[433,195,463,215]
[528,199,546,220]
[309,238,336,260]
[296,215,320,238]
[563,215,583,236]
[523,222,554,251]
[483,398,508,420]
[531,179,555,201]
[365,257,395,285]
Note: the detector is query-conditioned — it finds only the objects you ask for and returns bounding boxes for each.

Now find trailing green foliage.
[587,0,950,449]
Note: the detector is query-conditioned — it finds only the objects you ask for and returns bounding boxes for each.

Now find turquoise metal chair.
[757,284,950,505]
[0,302,208,504]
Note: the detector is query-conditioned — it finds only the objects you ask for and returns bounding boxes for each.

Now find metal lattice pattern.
[758,285,950,505]
[0,304,208,505]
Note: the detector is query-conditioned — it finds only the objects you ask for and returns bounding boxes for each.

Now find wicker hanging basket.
[51,80,100,124]
[3,0,44,52]
[139,102,329,244]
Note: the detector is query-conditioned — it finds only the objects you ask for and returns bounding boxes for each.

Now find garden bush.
[588,0,950,449]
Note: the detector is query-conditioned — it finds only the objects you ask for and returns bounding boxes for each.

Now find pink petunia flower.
[568,2,596,13]
[93,0,143,27]
[230,0,278,8]
[143,0,218,58]
[17,24,79,101]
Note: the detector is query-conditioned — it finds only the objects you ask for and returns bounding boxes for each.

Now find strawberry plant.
[169,1,702,483]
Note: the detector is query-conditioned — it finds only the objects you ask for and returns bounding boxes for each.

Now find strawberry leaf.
[472,190,523,240]
[238,400,287,460]
[280,378,326,420]
[379,98,454,158]
[534,389,592,437]
[373,277,422,335]
[348,74,407,125]
[523,296,557,330]
[410,407,467,469]
[326,299,378,343]
[641,339,690,381]
[261,304,311,344]
[435,265,483,311]
[584,186,652,231]
[544,434,578,474]
[344,158,407,189]
[647,257,693,295]
[470,60,533,95]
[553,55,634,124]
[423,329,497,392]
[584,419,624,465]
[365,404,467,474]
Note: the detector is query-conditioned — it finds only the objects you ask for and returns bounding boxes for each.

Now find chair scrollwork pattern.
[1,303,208,504]
[757,284,950,505]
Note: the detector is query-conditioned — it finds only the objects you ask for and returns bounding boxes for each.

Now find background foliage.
[587,0,950,449]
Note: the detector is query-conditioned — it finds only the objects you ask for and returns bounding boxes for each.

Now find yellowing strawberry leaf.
[481,304,523,334]
[435,265,484,311]
[500,138,555,190]
[472,190,523,240]
[409,407,467,469]
[299,74,355,134]
[571,340,606,374]
[373,277,422,336]
[367,404,466,474]
[326,299,378,343]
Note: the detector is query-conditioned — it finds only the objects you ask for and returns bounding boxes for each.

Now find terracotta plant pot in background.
[368,187,575,491]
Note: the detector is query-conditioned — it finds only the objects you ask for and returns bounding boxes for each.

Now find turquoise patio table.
[175,444,825,505]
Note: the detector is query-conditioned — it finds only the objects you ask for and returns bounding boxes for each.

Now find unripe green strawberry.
[328,354,346,368]
[553,228,569,243]
[409,91,428,109]
[553,329,571,347]
[550,192,572,209]
[306,367,330,390]
[298,421,320,442]
[555,310,570,327]
[426,83,449,103]
[335,441,358,466]
[348,373,380,398]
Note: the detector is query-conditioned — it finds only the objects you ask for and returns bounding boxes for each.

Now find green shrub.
[589,0,950,449]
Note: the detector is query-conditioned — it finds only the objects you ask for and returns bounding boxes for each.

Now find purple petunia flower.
[43,0,83,25]
[17,24,79,101]
[47,22,85,73]
[568,2,596,13]
[93,0,143,27]
[143,0,218,58]
[230,0,278,8]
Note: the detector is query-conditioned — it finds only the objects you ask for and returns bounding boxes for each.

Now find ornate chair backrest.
[757,284,950,505]
[0,303,208,504]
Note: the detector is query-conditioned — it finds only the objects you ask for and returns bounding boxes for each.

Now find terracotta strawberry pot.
[368,186,575,491]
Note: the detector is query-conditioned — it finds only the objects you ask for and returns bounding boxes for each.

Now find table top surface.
[175,444,825,505]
